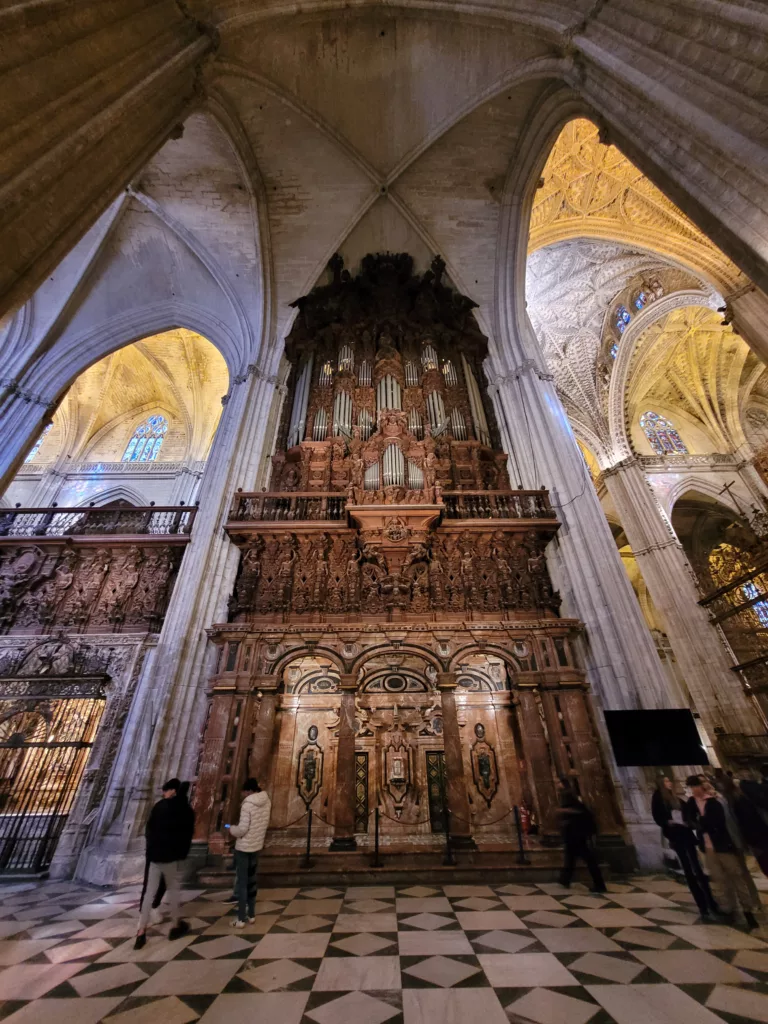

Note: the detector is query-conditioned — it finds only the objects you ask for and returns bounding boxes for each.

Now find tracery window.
[633,291,647,310]
[122,415,168,463]
[24,423,52,463]
[615,305,631,334]
[742,581,768,628]
[639,411,688,456]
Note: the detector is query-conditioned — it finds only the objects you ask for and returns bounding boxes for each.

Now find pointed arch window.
[24,424,52,463]
[122,415,168,463]
[640,411,688,456]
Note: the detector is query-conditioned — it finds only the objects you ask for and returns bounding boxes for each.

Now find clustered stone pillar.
[726,284,768,366]
[437,673,475,848]
[248,676,280,786]
[331,674,358,851]
[602,456,764,746]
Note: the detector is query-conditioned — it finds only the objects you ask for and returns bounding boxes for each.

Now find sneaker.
[133,933,147,950]
[247,916,256,924]
[231,919,246,929]
[168,920,190,941]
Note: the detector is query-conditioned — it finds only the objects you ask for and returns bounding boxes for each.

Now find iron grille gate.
[0,679,106,874]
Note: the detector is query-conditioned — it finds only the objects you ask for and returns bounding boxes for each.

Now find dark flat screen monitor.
[603,709,709,766]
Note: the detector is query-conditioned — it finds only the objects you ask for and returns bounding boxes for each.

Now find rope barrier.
[448,805,517,827]
[278,808,310,829]
[377,807,432,826]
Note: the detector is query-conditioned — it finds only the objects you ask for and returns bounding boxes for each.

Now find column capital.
[437,672,457,691]
[339,673,358,692]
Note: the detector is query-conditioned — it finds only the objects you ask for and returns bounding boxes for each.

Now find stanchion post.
[301,808,313,869]
[513,805,530,865]
[372,806,381,868]
[442,806,455,866]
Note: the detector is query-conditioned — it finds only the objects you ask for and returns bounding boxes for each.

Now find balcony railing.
[0,505,196,539]
[229,492,347,522]
[441,490,555,520]
[228,489,556,524]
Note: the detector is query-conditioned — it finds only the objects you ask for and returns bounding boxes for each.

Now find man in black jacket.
[135,778,195,950]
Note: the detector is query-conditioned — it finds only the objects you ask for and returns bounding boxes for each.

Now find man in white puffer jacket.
[227,777,272,927]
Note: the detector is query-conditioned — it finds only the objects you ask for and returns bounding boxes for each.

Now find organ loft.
[194,253,623,861]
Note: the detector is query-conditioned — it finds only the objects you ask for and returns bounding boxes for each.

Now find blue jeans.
[234,849,259,921]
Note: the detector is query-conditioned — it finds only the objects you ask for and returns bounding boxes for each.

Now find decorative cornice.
[0,377,57,412]
[222,364,279,404]
[492,360,554,388]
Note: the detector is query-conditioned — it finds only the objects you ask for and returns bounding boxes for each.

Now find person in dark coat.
[651,775,718,919]
[685,774,761,930]
[134,778,195,950]
[557,777,606,892]
[736,765,768,877]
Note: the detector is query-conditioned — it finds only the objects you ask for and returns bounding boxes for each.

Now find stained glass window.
[639,411,688,455]
[742,581,768,628]
[24,423,52,463]
[121,415,168,463]
[634,291,647,310]
[615,305,631,334]
[610,343,619,359]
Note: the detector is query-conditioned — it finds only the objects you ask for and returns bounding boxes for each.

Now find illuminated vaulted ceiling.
[525,118,758,460]
[526,240,706,450]
[34,330,228,465]
[529,118,744,293]
[627,306,759,454]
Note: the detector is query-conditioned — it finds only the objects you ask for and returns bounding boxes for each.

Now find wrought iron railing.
[0,505,196,539]
[229,492,347,522]
[441,490,555,520]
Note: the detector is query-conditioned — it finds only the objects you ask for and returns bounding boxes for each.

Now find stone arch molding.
[663,475,748,523]
[76,484,149,508]
[19,303,238,413]
[606,290,720,466]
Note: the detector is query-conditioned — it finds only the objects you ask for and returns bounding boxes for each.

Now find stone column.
[71,368,284,883]
[494,128,698,857]
[437,673,475,848]
[726,284,768,366]
[602,456,763,743]
[249,676,280,787]
[330,674,358,851]
[0,389,56,493]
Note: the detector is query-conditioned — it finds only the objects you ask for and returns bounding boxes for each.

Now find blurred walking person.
[652,775,718,920]
[135,778,195,949]
[557,777,606,893]
[685,775,761,931]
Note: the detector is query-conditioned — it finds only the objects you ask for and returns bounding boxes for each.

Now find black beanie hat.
[162,777,181,792]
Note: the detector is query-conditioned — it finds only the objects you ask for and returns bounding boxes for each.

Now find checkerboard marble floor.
[2,876,768,1024]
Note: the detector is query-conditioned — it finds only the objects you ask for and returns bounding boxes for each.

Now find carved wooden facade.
[0,506,194,635]
[195,254,624,860]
